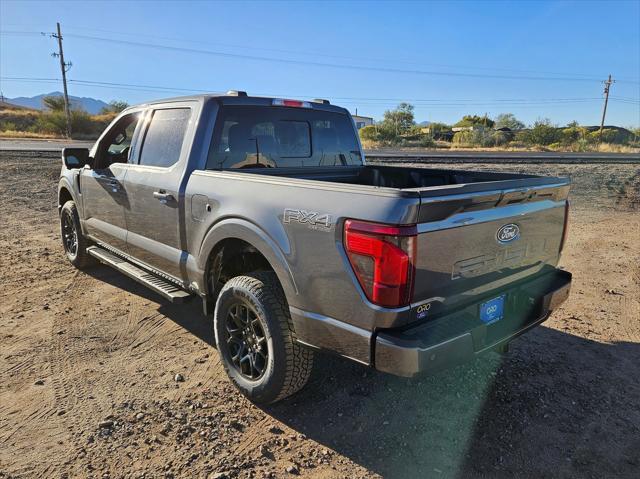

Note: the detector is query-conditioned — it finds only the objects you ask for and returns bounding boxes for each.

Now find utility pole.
[599,74,615,140]
[51,22,72,138]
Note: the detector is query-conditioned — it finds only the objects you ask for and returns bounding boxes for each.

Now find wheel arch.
[57,179,75,211]
[197,218,298,307]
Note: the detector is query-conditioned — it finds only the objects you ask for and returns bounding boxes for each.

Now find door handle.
[153,191,174,202]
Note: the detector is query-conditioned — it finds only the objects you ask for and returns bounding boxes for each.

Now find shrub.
[34,111,68,135]
[34,109,95,136]
[0,121,17,131]
[573,138,590,151]
[418,135,435,148]
[359,125,378,142]
[560,126,585,145]
[587,129,619,144]
[0,109,40,131]
[526,119,561,146]
[452,129,494,147]
[491,130,511,146]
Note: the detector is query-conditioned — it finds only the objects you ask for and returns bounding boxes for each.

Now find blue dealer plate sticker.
[480,295,505,325]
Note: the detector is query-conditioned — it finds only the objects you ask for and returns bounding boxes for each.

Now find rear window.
[207,106,362,169]
[139,108,191,168]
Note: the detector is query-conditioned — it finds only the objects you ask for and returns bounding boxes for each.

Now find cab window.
[138,108,191,168]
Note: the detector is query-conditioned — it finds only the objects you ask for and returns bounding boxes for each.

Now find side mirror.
[62,147,91,169]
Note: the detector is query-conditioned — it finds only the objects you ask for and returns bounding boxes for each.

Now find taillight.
[272,98,312,108]
[344,220,417,308]
[559,200,570,254]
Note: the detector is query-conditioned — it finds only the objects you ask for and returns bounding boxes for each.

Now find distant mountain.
[7,92,109,114]
[418,121,431,126]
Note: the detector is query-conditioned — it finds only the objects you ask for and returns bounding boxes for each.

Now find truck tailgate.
[412,180,570,309]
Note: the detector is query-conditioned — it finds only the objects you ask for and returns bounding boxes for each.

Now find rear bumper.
[374,269,572,377]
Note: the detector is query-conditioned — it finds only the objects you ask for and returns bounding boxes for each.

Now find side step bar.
[87,246,192,303]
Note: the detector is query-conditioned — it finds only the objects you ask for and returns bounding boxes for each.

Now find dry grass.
[0,130,59,139]
[362,139,639,154]
[0,108,40,117]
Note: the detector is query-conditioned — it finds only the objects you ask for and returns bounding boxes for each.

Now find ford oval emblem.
[496,223,520,243]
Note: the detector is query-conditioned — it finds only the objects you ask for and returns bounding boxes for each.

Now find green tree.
[494,113,524,130]
[100,100,129,114]
[42,95,66,112]
[380,103,415,135]
[426,122,450,134]
[454,114,495,128]
[35,109,94,136]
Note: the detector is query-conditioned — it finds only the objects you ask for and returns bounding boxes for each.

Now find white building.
[352,115,374,129]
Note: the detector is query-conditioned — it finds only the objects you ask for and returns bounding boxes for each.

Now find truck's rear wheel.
[214,272,313,404]
[60,200,94,269]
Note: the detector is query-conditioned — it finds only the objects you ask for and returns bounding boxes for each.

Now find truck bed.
[225,163,570,324]
[240,164,560,192]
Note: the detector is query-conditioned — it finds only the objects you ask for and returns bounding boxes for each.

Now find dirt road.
[1,152,639,479]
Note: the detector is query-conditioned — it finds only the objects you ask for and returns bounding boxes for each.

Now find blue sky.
[1,0,639,126]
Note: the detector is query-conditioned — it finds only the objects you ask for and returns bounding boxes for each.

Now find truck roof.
[126,91,349,114]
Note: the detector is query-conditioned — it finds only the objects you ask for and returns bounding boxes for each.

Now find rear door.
[123,104,195,280]
[81,111,142,252]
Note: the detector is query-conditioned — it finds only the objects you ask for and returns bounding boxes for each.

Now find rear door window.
[139,108,191,168]
[207,106,361,169]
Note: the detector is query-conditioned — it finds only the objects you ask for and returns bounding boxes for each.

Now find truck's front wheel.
[60,200,95,269]
[214,272,313,404]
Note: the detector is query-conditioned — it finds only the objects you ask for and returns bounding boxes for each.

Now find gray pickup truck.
[58,92,572,403]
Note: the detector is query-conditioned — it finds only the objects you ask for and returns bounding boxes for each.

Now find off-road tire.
[60,200,95,269]
[214,272,314,404]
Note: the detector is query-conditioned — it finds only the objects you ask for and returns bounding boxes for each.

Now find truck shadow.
[84,267,639,478]
[264,327,640,479]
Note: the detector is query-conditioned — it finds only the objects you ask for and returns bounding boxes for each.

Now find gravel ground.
[0,152,639,479]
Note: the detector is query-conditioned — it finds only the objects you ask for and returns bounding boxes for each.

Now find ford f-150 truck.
[58,91,572,403]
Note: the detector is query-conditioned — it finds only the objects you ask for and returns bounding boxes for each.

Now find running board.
[87,246,192,303]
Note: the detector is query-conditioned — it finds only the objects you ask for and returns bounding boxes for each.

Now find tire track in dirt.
[49,270,106,474]
[4,153,640,478]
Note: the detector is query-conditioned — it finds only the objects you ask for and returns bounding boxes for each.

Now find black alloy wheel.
[61,208,78,257]
[225,302,269,380]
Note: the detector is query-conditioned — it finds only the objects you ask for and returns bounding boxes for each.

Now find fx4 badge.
[283,208,333,232]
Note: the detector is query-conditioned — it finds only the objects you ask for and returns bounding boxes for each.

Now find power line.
[2,29,639,85]
[56,25,617,82]
[8,26,640,85]
[58,32,631,84]
[0,29,618,82]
